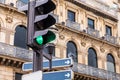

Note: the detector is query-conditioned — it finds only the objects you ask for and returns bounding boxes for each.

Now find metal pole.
[27,1,35,47]
[33,51,37,72]
[33,46,43,71]
[27,0,43,72]
[49,54,52,71]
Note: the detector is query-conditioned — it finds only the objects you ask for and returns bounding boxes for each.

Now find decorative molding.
[117,48,120,58]
[100,42,105,53]
[81,41,86,47]
[5,16,13,23]
[109,49,113,53]
[0,22,1,27]
[100,47,105,53]
[59,34,65,40]
[0,57,24,68]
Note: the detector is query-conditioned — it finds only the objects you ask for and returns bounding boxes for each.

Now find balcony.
[87,27,100,38]
[0,42,33,61]
[0,0,5,4]
[74,0,117,19]
[66,19,80,31]
[104,34,117,44]
[72,62,120,80]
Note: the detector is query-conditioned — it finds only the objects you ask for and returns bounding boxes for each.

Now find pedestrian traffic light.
[33,0,56,46]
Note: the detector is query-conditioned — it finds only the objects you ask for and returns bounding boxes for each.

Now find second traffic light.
[33,0,56,46]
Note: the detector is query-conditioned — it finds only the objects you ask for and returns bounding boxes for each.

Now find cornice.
[0,55,26,68]
[65,0,118,22]
[0,3,25,16]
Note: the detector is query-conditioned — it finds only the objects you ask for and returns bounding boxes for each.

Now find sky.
[21,0,29,3]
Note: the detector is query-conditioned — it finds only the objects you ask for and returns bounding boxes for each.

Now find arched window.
[107,54,115,72]
[67,41,77,62]
[88,48,98,68]
[14,25,27,49]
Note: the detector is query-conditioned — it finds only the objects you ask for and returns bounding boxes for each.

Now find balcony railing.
[0,0,5,4]
[66,19,80,31]
[104,34,117,44]
[74,0,117,18]
[87,27,100,38]
[0,42,33,61]
[72,62,120,80]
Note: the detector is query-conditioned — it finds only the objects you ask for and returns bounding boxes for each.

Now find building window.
[88,18,94,29]
[14,25,28,49]
[67,10,75,22]
[88,48,98,68]
[15,73,23,80]
[107,54,115,72]
[67,41,77,62]
[0,0,5,4]
[106,25,112,36]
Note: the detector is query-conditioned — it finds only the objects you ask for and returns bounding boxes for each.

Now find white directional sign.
[22,71,42,80]
[22,58,73,71]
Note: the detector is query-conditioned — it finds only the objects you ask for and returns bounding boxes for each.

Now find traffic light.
[33,0,56,47]
[18,0,56,71]
[18,0,56,48]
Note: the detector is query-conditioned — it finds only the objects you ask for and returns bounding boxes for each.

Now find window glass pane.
[88,18,94,29]
[107,54,114,62]
[107,54,115,72]
[107,62,115,72]
[14,26,27,49]
[0,0,5,3]
[67,41,77,62]
[68,10,75,22]
[88,48,97,68]
[106,25,112,36]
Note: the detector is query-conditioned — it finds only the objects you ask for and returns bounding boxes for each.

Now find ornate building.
[0,0,120,80]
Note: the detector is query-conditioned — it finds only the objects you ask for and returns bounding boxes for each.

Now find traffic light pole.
[33,47,43,71]
[27,1,43,72]
[27,0,56,72]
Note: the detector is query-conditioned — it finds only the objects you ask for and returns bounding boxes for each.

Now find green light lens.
[43,31,56,44]
[35,36,43,45]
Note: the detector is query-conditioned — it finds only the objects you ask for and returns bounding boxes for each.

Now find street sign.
[43,70,73,80]
[22,58,73,71]
[22,71,42,80]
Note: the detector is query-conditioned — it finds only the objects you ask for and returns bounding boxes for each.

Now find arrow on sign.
[43,70,73,80]
[65,60,71,64]
[65,73,71,78]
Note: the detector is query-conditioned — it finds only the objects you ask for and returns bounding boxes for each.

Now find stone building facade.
[0,0,120,80]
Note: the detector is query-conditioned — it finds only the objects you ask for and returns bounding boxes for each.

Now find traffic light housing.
[18,0,56,71]
[18,0,56,48]
[33,0,56,47]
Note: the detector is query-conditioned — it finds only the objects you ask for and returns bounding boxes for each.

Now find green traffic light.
[35,36,43,45]
[35,31,56,45]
